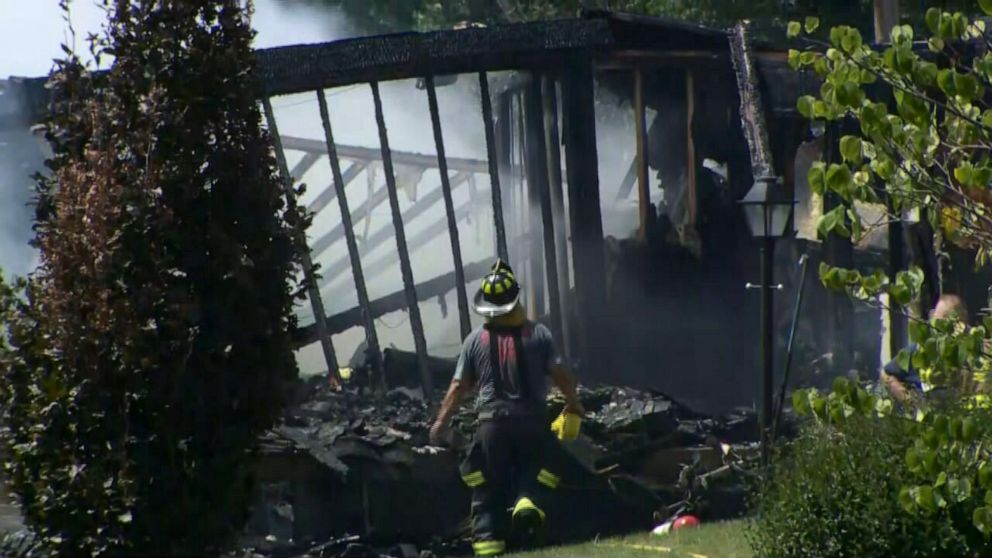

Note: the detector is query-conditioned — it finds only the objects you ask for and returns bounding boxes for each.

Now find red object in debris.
[672,515,700,530]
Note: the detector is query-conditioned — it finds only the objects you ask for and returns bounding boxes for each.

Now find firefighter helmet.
[473,259,520,317]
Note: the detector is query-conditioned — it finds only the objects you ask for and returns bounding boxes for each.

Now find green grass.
[507,520,751,558]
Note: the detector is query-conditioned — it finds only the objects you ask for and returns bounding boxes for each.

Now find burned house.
[5,7,991,554]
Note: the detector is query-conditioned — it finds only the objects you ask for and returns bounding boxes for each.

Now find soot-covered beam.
[524,75,564,344]
[261,96,340,383]
[317,172,472,285]
[426,75,471,339]
[295,260,493,346]
[317,89,383,383]
[319,199,476,307]
[561,54,608,379]
[281,135,487,174]
[634,68,650,238]
[480,72,509,261]
[370,81,433,397]
[306,162,368,216]
[542,76,572,360]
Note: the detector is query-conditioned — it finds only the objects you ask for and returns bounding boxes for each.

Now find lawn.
[507,520,751,558]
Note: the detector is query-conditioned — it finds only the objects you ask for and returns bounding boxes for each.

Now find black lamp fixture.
[740,175,794,239]
[739,174,794,469]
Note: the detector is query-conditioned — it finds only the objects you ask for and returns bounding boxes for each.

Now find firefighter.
[429,259,584,557]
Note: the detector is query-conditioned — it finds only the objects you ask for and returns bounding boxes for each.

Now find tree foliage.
[0,1,305,555]
[749,394,973,558]
[789,4,992,386]
[787,379,992,553]
[766,2,992,552]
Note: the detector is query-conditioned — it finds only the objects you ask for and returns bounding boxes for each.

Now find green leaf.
[807,161,826,195]
[925,8,941,33]
[915,61,938,86]
[818,206,850,239]
[955,162,975,186]
[804,16,820,34]
[891,284,912,306]
[979,462,992,489]
[800,51,818,66]
[841,27,863,54]
[792,389,812,414]
[840,136,863,164]
[899,487,915,513]
[893,24,914,44]
[974,506,992,535]
[826,163,852,194]
[914,484,938,513]
[788,49,801,70]
[948,481,975,507]
[796,95,815,119]
[938,69,956,95]
[936,472,948,488]
[981,0,992,15]
[813,100,831,120]
[830,26,845,48]
[962,417,978,442]
[874,397,893,416]
[847,208,863,239]
[954,72,982,101]
[928,37,945,52]
[787,21,802,38]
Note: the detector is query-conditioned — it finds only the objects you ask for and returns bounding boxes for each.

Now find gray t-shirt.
[453,322,562,411]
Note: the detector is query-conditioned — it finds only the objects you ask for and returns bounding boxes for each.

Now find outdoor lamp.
[739,174,794,471]
[739,175,794,238]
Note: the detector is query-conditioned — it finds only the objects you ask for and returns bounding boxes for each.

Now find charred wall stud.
[261,96,341,384]
[542,76,572,360]
[425,75,472,339]
[318,173,473,285]
[307,162,368,216]
[370,81,433,397]
[524,74,564,344]
[634,67,651,240]
[479,72,509,261]
[316,89,383,385]
[561,53,608,380]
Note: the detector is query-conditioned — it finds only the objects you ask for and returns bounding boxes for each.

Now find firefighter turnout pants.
[460,413,561,556]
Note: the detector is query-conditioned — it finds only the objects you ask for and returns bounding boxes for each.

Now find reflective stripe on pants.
[473,539,506,556]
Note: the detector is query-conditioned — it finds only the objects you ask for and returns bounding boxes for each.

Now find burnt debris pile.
[238,355,769,558]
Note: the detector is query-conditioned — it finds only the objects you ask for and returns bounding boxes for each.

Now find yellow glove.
[551,411,582,441]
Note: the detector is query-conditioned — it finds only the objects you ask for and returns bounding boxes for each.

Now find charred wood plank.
[289,152,321,182]
[262,96,341,382]
[524,75,564,345]
[319,200,476,305]
[306,162,367,216]
[426,75,472,339]
[729,23,775,178]
[254,19,615,96]
[296,260,493,345]
[634,68,651,238]
[543,76,573,360]
[311,178,389,257]
[370,81,433,397]
[317,89,383,383]
[561,54,608,379]
[317,172,472,285]
[281,135,488,174]
[480,72,509,261]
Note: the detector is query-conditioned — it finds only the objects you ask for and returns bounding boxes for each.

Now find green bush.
[750,379,992,558]
[0,1,305,555]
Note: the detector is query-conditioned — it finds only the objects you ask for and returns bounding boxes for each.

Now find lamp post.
[739,175,794,468]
